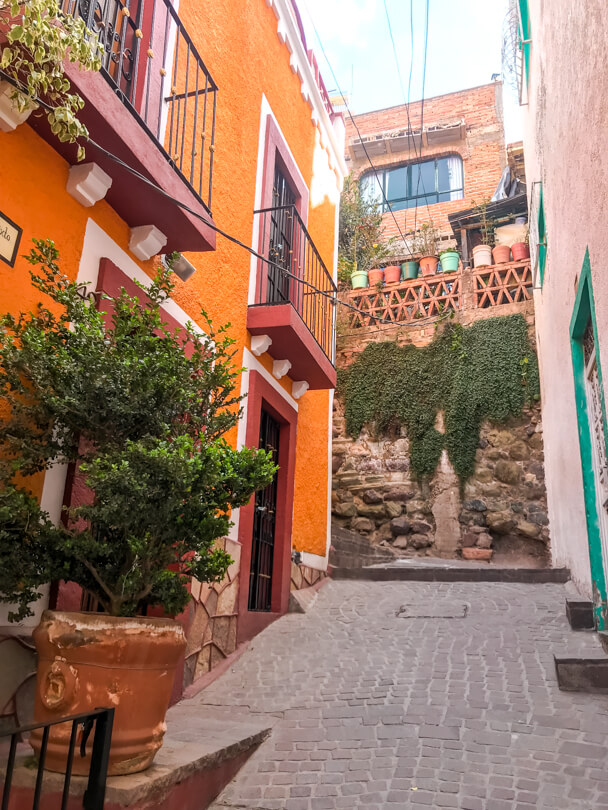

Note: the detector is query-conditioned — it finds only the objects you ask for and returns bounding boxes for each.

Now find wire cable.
[0,69,455,330]
[413,0,431,233]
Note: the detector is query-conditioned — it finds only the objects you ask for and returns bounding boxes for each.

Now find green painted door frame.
[570,250,608,629]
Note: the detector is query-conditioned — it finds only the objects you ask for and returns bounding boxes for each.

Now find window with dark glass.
[360,156,464,212]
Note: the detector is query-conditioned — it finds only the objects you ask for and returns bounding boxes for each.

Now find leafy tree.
[338,173,395,282]
[0,240,276,620]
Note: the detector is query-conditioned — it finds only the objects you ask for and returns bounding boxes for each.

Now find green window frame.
[570,251,608,629]
[517,0,531,90]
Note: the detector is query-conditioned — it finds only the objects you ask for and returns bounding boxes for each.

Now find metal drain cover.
[396,603,468,619]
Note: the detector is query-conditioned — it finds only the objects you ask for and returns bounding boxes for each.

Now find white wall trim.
[301,550,328,572]
[264,0,347,181]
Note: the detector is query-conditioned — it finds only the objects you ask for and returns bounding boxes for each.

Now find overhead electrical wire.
[413,0,431,234]
[0,70,453,331]
[383,0,434,227]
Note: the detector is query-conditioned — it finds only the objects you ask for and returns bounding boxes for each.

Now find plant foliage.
[0,0,102,160]
[338,173,395,281]
[338,315,539,482]
[0,240,276,620]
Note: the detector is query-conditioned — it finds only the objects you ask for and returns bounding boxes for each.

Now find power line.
[414,0,431,234]
[383,0,433,226]
[300,0,415,259]
[0,71,453,330]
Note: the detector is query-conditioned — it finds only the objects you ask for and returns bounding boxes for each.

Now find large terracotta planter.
[31,611,186,776]
[384,265,401,284]
[511,242,530,261]
[492,244,512,264]
[419,255,439,276]
[368,268,384,286]
[472,244,492,268]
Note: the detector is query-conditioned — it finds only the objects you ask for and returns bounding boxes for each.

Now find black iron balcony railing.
[1,707,114,810]
[62,0,217,211]
[253,205,337,365]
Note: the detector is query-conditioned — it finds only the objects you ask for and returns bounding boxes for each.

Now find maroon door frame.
[237,370,298,644]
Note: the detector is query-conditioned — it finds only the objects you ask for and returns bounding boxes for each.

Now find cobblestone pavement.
[202,581,608,809]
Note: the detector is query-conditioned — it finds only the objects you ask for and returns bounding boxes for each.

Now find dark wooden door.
[267,166,296,304]
[248,410,281,611]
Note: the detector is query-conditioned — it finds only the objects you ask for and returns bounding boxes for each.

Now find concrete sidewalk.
[201,580,608,809]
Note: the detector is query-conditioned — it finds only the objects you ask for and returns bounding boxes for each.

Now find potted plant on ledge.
[439,247,460,274]
[0,241,276,776]
[411,222,440,276]
[472,198,495,268]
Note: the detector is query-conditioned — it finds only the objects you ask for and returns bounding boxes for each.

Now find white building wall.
[523,0,608,596]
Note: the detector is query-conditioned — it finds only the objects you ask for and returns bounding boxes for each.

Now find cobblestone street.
[202,580,608,809]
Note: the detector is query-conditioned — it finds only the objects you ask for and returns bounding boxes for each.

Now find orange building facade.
[0,0,345,693]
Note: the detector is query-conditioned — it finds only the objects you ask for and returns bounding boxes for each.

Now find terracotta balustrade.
[345,259,532,329]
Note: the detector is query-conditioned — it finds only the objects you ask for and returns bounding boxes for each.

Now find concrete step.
[555,654,608,694]
[330,559,571,584]
[3,705,272,809]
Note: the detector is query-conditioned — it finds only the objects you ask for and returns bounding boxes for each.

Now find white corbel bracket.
[292,380,309,399]
[273,359,292,379]
[0,81,36,132]
[251,334,273,356]
[66,162,113,208]
[129,224,168,261]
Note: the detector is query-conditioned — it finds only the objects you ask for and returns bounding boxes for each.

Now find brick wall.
[345,83,506,251]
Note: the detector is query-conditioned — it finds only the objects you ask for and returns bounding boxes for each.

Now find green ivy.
[338,314,540,482]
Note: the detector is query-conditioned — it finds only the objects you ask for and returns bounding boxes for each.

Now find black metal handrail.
[1,707,114,810]
[62,0,218,211]
[253,204,337,365]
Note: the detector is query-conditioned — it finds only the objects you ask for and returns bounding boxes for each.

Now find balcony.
[247,205,337,390]
[30,0,218,253]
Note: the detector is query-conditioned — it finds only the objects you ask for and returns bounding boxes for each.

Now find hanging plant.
[0,0,103,159]
[338,314,540,483]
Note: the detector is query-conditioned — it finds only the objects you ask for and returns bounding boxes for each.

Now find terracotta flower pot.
[419,255,439,276]
[511,242,530,261]
[31,610,186,776]
[492,244,512,264]
[384,265,401,284]
[368,268,384,286]
[472,244,492,268]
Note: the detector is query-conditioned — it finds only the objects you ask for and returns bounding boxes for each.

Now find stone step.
[555,654,608,694]
[3,706,272,810]
[330,560,570,584]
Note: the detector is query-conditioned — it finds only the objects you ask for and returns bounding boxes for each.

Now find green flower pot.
[404,260,419,280]
[440,250,460,273]
[350,270,369,289]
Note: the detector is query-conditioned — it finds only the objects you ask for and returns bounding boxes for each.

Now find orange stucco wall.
[0,0,338,558]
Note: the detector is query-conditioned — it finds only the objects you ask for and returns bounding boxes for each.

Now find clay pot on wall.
[384,265,401,284]
[368,268,384,286]
[419,256,439,276]
[492,244,512,264]
[351,270,368,289]
[472,244,493,268]
[511,242,530,261]
[30,611,186,776]
[439,250,460,273]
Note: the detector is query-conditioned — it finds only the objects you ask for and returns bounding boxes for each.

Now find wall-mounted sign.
[0,211,22,268]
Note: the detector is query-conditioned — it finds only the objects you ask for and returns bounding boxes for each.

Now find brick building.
[345,82,506,252]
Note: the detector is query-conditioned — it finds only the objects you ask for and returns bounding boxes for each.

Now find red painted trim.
[260,114,309,218]
[237,370,298,644]
[247,303,337,389]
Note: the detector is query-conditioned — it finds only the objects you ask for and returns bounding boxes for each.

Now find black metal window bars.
[1,707,115,810]
[254,204,337,365]
[61,0,218,211]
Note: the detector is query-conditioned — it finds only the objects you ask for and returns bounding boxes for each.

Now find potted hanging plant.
[439,248,460,274]
[411,223,439,276]
[0,241,277,776]
[384,264,401,284]
[472,198,495,268]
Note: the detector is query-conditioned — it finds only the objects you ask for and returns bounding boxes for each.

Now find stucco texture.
[523,0,608,596]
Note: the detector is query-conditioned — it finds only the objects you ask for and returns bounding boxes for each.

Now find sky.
[299,0,523,144]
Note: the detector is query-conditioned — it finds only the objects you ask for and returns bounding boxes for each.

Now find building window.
[518,0,531,90]
[360,155,464,213]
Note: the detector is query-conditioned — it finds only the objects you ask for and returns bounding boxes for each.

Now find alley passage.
[204,581,608,809]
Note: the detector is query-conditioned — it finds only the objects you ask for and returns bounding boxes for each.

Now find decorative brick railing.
[345,259,532,329]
